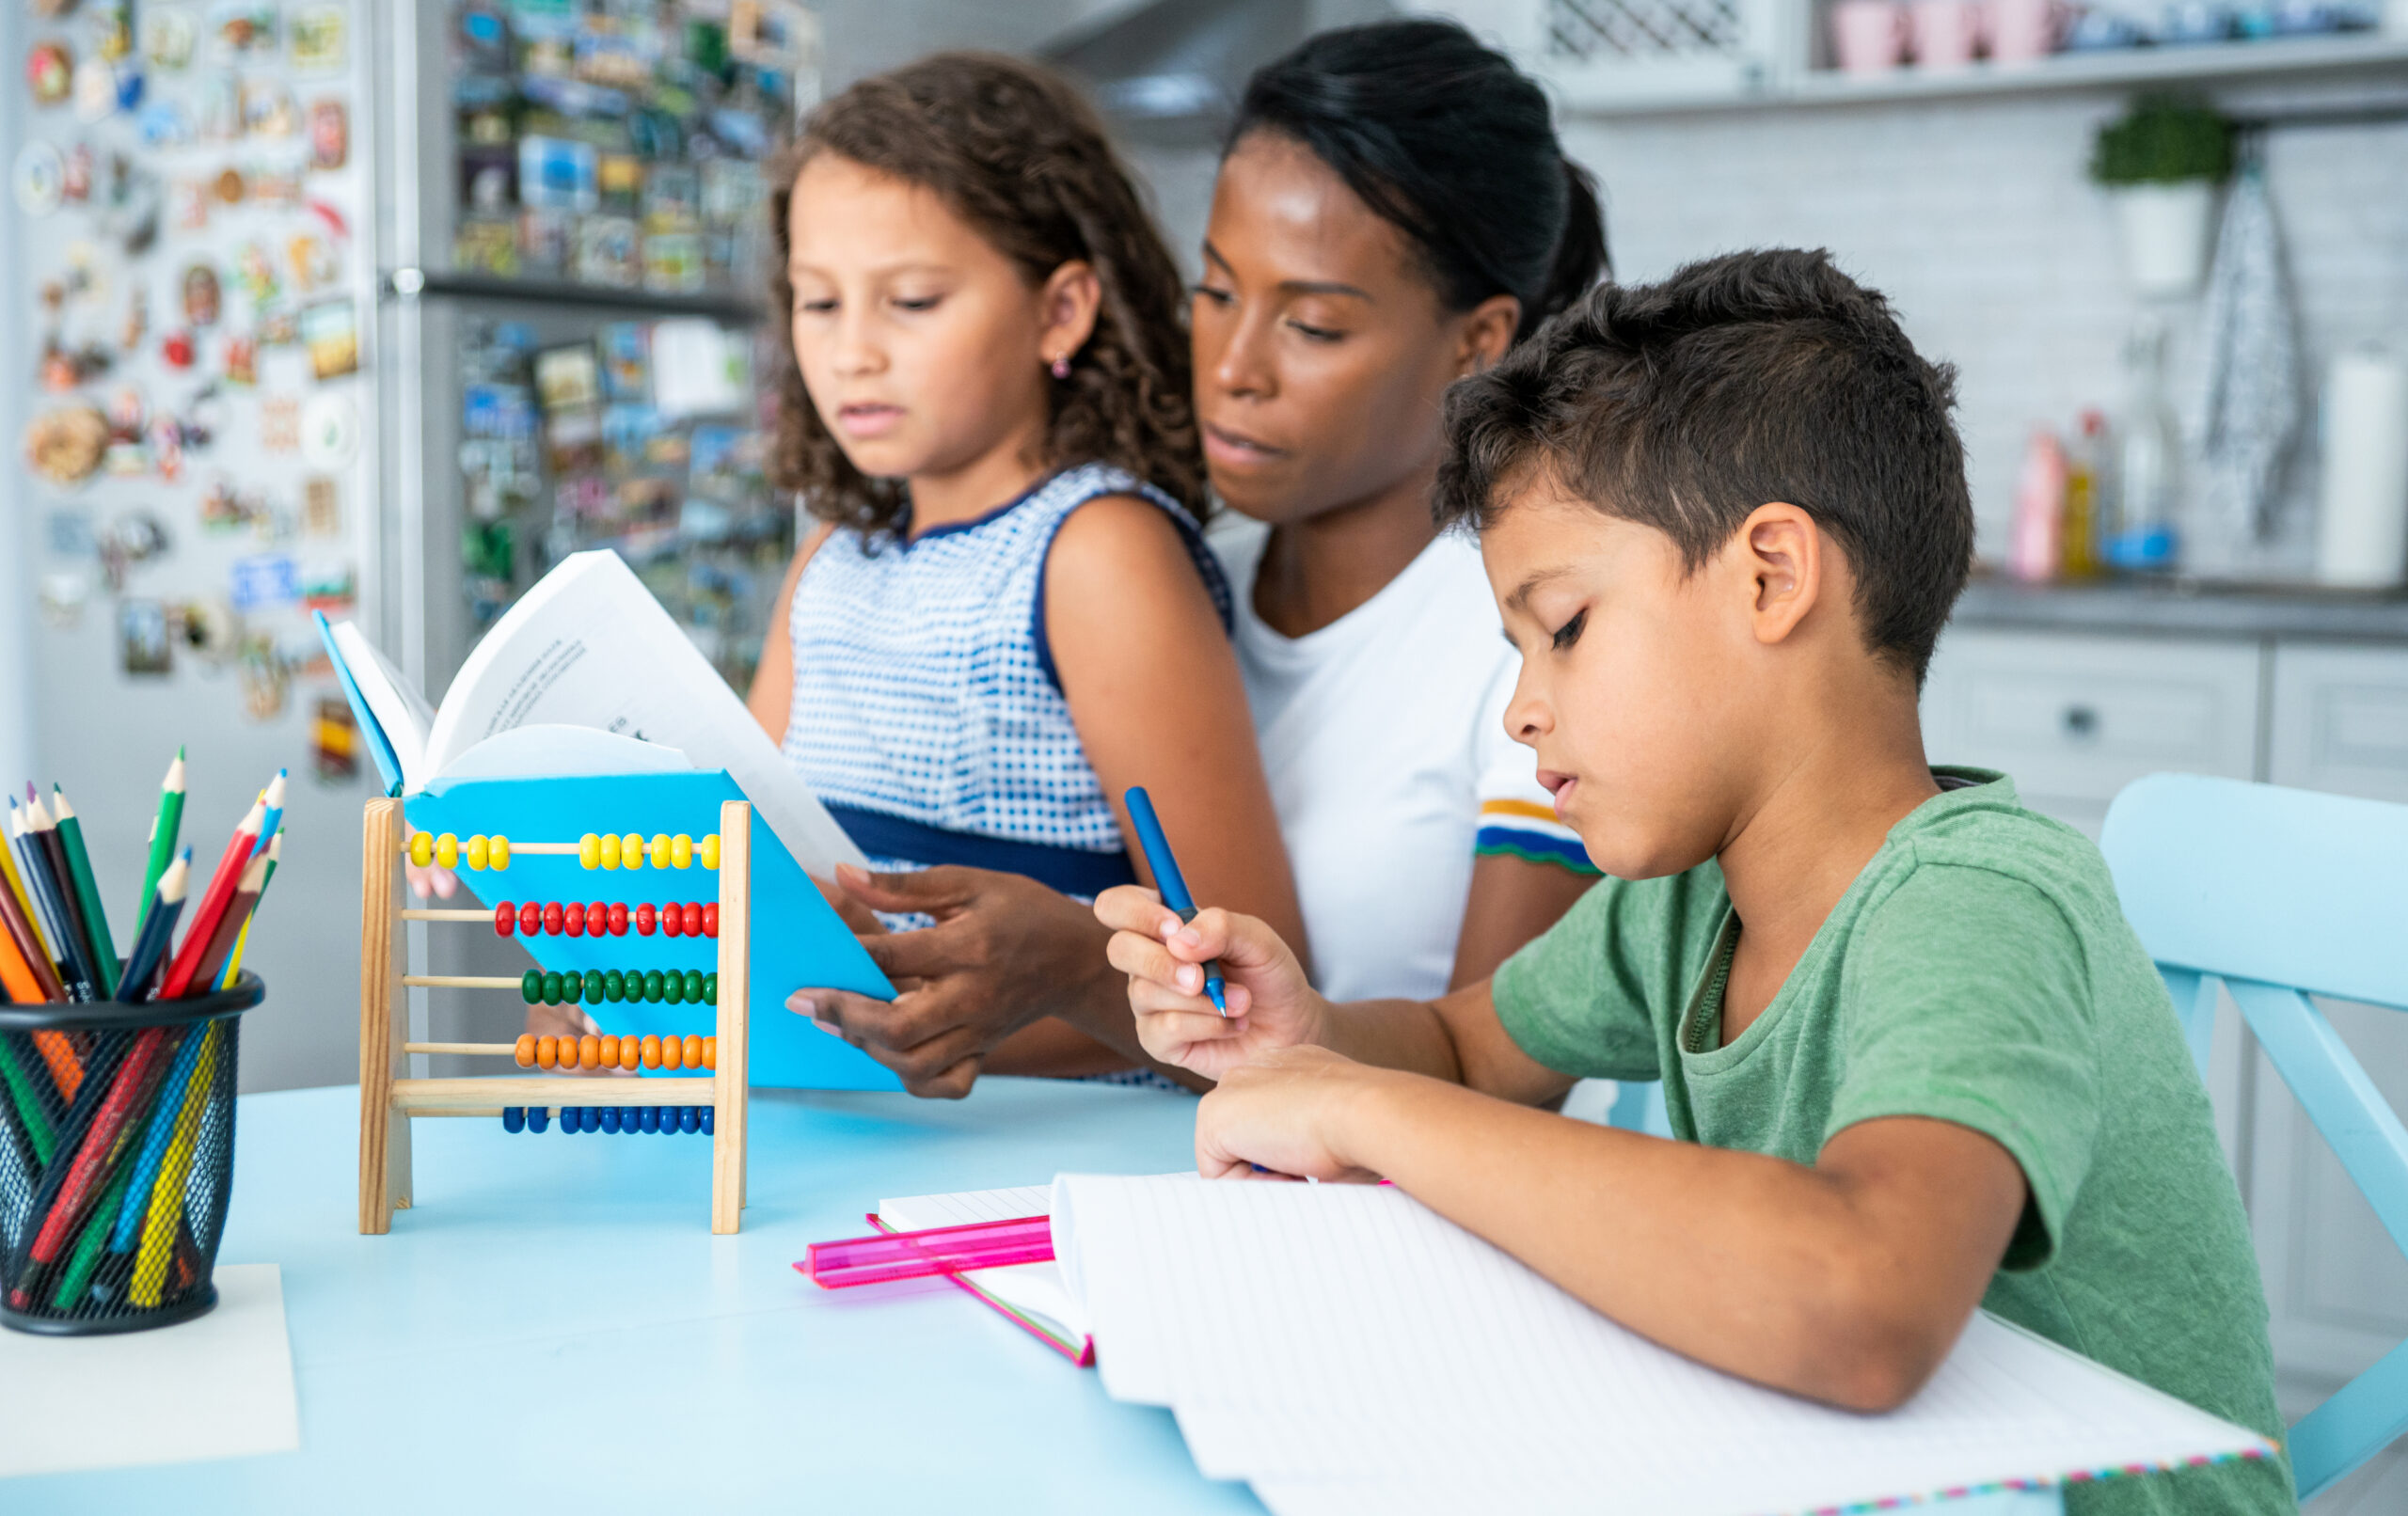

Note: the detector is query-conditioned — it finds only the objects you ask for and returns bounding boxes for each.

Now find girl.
[794,22,1610,1085]
[745,54,1304,1096]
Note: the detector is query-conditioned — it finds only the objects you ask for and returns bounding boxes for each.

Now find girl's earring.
[1050,355,1071,380]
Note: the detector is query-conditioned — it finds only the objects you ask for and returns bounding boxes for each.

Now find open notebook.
[1033,1175,2276,1516]
[876,1185,1089,1365]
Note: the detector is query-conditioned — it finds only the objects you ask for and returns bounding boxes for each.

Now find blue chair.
[2100,772,2408,1504]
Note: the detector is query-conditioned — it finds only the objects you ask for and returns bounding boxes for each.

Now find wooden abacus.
[357,797,752,1235]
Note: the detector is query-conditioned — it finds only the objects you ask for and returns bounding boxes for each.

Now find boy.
[1096,250,2291,1515]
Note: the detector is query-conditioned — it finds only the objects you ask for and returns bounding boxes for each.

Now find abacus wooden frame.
[356,797,752,1235]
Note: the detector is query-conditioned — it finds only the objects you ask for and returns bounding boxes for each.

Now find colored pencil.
[24,791,99,990]
[184,854,267,996]
[133,748,186,940]
[50,785,119,997]
[132,1027,221,1307]
[154,793,265,1002]
[0,1037,57,1164]
[4,1030,139,1303]
[51,1152,136,1312]
[218,830,280,989]
[252,769,286,862]
[9,801,91,1000]
[108,1025,208,1254]
[0,806,63,1003]
[0,888,51,1003]
[0,812,44,959]
[118,851,190,1003]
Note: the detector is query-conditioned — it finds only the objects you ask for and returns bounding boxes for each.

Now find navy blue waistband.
[825,803,1138,900]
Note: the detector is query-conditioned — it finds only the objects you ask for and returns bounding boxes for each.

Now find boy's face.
[1483,477,1768,882]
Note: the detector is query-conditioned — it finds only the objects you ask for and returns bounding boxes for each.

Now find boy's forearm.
[1329,1071,2004,1412]
[1308,997,1467,1082]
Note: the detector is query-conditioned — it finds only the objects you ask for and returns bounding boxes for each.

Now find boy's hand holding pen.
[1097,793,1329,1080]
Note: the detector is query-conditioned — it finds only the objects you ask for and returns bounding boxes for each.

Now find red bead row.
[492,901,718,940]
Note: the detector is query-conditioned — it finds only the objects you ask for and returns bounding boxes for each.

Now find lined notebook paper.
[1050,1176,2275,1516]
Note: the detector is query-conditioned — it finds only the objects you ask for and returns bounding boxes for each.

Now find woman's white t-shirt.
[1213,521,1592,1003]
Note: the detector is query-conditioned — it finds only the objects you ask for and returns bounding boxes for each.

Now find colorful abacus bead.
[699,834,721,869]
[408,831,434,866]
[643,833,667,868]
[684,1034,705,1068]
[435,833,460,868]
[518,902,541,935]
[515,1034,537,1066]
[465,834,489,870]
[703,971,719,1006]
[495,902,516,936]
[621,832,645,870]
[662,904,683,939]
[579,833,601,869]
[527,1106,549,1133]
[607,902,628,935]
[599,832,621,869]
[588,901,608,937]
[702,904,718,938]
[657,1034,682,1070]
[536,1035,559,1070]
[642,970,666,1002]
[634,903,656,936]
[489,835,510,870]
[503,1106,525,1133]
[562,903,583,937]
[671,834,692,869]
[578,970,601,1003]
[602,970,624,1003]
[520,970,542,1004]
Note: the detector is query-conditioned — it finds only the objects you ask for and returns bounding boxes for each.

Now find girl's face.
[785,152,1091,486]
[1192,132,1515,528]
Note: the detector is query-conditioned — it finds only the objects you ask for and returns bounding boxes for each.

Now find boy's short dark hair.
[1434,249,1972,684]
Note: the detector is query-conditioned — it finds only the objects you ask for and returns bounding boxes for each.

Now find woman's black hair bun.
[1229,18,1610,340]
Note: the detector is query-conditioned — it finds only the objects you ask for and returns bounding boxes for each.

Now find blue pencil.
[1123,787,1227,1017]
[117,850,191,1003]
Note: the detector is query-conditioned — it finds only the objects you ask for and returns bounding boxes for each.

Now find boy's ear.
[1738,502,1824,648]
[1039,260,1102,367]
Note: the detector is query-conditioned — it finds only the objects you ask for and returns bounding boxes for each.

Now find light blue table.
[11,1079,2061,1513]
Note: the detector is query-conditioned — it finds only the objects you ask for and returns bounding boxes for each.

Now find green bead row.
[518,969,716,1008]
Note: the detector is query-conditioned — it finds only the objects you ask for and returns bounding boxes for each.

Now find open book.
[897,1175,2277,1516]
[876,1185,1090,1365]
[317,550,865,877]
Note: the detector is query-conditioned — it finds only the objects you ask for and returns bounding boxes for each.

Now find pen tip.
[1208,984,1228,1017]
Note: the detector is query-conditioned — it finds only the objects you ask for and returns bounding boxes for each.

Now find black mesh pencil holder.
[0,973,261,1334]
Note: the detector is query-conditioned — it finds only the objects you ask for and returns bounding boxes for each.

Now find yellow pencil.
[0,826,41,956]
[131,1025,220,1307]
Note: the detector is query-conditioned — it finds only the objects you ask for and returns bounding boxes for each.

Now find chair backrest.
[2100,772,2408,1503]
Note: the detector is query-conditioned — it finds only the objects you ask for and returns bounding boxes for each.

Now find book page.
[422,551,866,876]
[1051,1175,2276,1516]
[879,1185,1084,1347]
[329,620,435,789]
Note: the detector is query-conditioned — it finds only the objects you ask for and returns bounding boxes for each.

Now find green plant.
[2090,94,2236,186]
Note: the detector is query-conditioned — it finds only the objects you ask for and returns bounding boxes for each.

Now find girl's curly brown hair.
[769,54,1203,537]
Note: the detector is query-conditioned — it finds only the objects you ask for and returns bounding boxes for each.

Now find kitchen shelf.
[1557,29,2408,116]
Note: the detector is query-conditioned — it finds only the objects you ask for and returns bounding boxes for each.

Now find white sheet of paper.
[1050,1176,2277,1516]
[0,1263,300,1478]
[879,1184,1086,1348]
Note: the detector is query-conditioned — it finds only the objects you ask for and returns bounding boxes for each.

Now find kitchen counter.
[1952,576,2408,642]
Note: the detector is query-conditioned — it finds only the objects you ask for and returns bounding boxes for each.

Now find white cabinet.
[1920,627,2265,835]
[2269,642,2408,803]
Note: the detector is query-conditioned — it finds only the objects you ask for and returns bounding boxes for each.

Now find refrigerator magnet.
[313,696,359,780]
[24,403,108,485]
[13,141,65,215]
[182,262,221,325]
[162,328,197,370]
[236,240,280,302]
[143,10,197,71]
[27,42,73,108]
[241,78,297,137]
[259,395,301,452]
[120,599,174,676]
[100,510,171,591]
[290,7,346,71]
[299,392,357,466]
[301,300,356,379]
[237,634,291,721]
[230,552,300,611]
[39,571,90,628]
[210,2,278,60]
[150,411,186,481]
[308,98,346,170]
[213,165,244,203]
[137,98,197,148]
[170,175,210,229]
[223,332,256,386]
[287,232,338,291]
[301,474,341,535]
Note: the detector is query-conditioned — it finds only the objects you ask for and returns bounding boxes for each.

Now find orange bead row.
[513,1033,716,1073]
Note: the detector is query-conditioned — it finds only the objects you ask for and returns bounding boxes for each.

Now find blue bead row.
[500,1105,712,1135]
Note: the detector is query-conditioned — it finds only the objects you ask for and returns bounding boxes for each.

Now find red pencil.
[24,1028,173,1265]
[154,793,266,1001]
[183,853,266,995]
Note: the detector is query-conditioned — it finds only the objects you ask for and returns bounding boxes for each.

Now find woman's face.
[1192,132,1513,527]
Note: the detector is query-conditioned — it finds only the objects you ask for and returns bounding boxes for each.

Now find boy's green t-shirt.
[1492,770,2293,1516]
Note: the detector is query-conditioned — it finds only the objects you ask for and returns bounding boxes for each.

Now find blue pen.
[1123,787,1228,1017]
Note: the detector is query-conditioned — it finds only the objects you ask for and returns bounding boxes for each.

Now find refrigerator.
[6,0,817,1091]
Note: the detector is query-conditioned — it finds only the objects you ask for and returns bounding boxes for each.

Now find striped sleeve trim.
[1474,801,1599,874]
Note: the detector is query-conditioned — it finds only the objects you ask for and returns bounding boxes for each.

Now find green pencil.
[0,1037,57,1164]
[134,748,186,940]
[50,786,118,998]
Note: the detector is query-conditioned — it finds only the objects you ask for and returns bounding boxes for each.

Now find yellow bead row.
[576,832,720,871]
[408,832,511,871]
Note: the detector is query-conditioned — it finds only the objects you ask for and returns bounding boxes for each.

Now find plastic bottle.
[2008,428,2067,583]
[2103,319,2181,574]
[2060,409,2107,579]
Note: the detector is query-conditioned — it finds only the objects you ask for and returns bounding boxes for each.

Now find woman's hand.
[1095,886,1329,1079]
[1193,1046,1389,1181]
[786,863,1125,1099]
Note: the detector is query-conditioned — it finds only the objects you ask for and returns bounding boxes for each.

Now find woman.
[784,19,1609,1097]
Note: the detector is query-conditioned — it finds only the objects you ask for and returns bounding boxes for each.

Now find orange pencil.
[0,837,66,1003]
